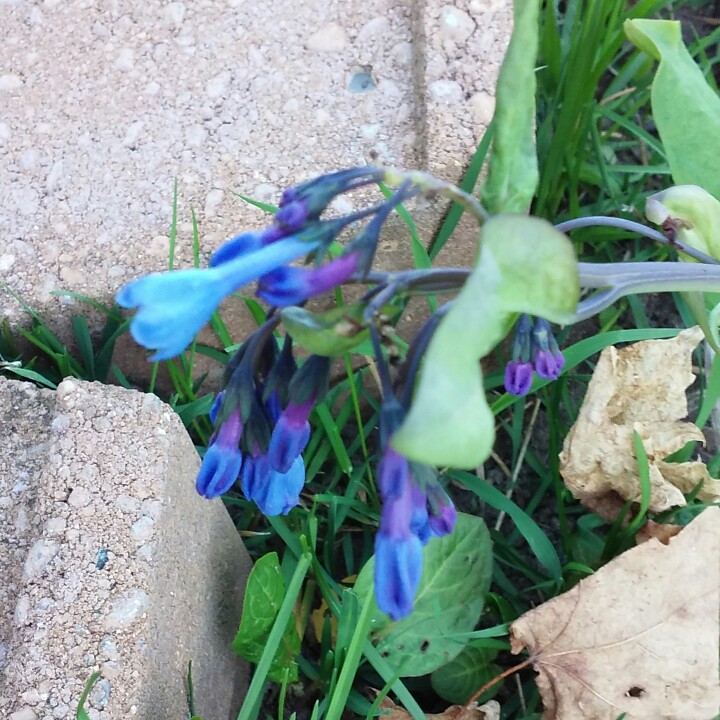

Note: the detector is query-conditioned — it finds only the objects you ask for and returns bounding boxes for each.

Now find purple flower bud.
[532,318,565,381]
[257,252,359,307]
[196,409,243,499]
[504,360,534,396]
[275,200,309,233]
[426,483,457,537]
[268,399,313,473]
[534,348,565,380]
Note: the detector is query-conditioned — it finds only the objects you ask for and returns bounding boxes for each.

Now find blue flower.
[117,236,316,360]
[258,252,359,307]
[242,452,305,516]
[196,409,243,499]
[374,530,423,621]
[268,399,313,473]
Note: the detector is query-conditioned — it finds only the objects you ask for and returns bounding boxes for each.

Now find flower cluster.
[373,398,457,620]
[116,168,393,361]
[196,331,330,516]
[503,314,565,396]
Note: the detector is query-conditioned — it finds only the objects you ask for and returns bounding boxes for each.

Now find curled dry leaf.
[511,506,720,720]
[635,519,683,546]
[559,326,720,519]
[378,698,500,720]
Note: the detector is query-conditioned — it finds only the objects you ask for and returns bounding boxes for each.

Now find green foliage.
[281,304,370,356]
[626,19,720,200]
[393,215,579,468]
[483,0,540,214]
[354,513,492,677]
[430,646,502,705]
[232,552,301,683]
[75,671,101,720]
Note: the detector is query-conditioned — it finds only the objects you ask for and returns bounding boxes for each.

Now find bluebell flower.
[242,452,305,516]
[504,360,534,396]
[503,314,565,394]
[268,399,313,473]
[117,235,315,360]
[196,408,243,499]
[532,318,565,380]
[258,252,359,307]
[374,487,424,620]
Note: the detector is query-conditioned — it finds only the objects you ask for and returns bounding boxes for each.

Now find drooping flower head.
[196,400,243,499]
[503,314,565,395]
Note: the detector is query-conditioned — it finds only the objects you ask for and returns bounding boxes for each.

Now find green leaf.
[281,304,369,356]
[76,671,101,720]
[625,19,720,200]
[482,0,540,213]
[430,646,502,704]
[354,513,492,677]
[393,215,578,468]
[231,552,300,682]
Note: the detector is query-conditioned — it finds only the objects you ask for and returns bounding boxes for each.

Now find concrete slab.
[0,0,512,342]
[0,377,251,719]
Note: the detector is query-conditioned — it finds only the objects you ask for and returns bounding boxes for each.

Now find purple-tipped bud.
[504,360,534,396]
[196,409,243,499]
[532,318,564,381]
[257,252,359,307]
[268,399,313,473]
[534,348,565,380]
[426,483,457,537]
[275,200,309,233]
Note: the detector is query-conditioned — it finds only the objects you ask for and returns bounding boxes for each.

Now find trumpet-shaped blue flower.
[268,399,313,473]
[242,452,305,516]
[258,252,359,307]
[117,236,316,360]
[196,409,243,499]
[374,483,423,620]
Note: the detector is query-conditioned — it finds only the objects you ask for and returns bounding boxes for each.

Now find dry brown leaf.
[510,506,720,720]
[378,698,500,720]
[635,519,684,546]
[559,327,720,518]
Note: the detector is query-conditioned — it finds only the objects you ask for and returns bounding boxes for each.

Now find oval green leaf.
[625,19,720,200]
[430,646,502,704]
[281,305,369,356]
